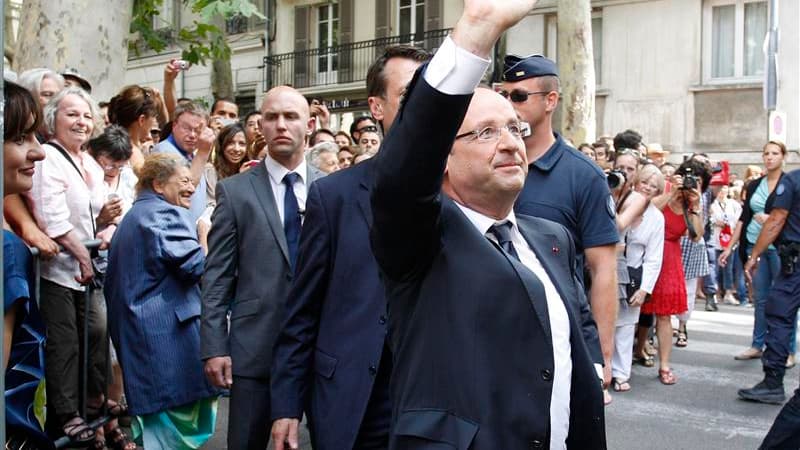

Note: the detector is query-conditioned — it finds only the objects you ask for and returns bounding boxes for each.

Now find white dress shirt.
[263,156,308,223]
[30,143,107,291]
[456,205,572,450]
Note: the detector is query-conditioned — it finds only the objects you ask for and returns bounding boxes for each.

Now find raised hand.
[453,0,539,57]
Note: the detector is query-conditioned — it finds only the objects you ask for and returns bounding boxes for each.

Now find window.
[226,0,267,34]
[152,0,176,30]
[704,0,768,81]
[317,3,339,77]
[544,13,603,85]
[398,0,425,45]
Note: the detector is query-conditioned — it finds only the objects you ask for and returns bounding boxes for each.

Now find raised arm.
[370,0,538,280]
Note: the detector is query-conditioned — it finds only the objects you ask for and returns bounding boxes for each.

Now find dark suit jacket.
[370,70,606,449]
[201,162,324,379]
[271,158,388,449]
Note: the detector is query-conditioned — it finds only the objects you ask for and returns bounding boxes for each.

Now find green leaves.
[130,0,264,64]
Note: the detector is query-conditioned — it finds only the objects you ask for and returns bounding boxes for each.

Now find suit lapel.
[356,161,374,228]
[249,163,290,265]
[516,218,579,321]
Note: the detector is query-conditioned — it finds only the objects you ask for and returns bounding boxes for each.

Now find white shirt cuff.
[594,363,604,382]
[423,35,491,95]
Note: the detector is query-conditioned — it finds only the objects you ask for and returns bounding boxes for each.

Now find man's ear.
[368,96,384,122]
[545,91,559,113]
[306,116,316,134]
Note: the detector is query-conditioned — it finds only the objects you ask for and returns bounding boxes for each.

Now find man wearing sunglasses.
[502,54,619,391]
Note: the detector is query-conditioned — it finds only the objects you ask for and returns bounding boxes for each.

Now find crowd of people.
[3,1,800,449]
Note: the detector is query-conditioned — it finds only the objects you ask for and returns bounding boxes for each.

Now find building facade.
[124,0,799,166]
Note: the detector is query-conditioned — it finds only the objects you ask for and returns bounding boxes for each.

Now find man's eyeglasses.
[499,89,552,103]
[455,122,531,142]
[175,121,203,136]
[357,125,378,134]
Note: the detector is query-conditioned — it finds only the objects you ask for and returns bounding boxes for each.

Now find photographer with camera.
[738,167,800,449]
[643,159,705,385]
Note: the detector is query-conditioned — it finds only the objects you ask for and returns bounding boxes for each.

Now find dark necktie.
[282,172,301,269]
[488,221,520,262]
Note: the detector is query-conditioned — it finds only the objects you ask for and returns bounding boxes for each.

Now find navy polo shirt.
[771,168,800,244]
[514,133,619,254]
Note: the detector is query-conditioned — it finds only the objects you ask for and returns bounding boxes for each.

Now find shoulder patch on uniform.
[776,183,786,196]
[607,196,616,218]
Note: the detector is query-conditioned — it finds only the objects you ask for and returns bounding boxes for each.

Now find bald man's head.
[260,86,314,162]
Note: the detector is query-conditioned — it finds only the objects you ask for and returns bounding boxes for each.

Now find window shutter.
[425,0,443,49]
[375,0,391,38]
[425,0,442,31]
[339,0,354,83]
[294,6,310,87]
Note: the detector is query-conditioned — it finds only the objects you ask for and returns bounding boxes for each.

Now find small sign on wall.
[769,110,787,144]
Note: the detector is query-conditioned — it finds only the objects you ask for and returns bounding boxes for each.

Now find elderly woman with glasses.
[105,153,219,449]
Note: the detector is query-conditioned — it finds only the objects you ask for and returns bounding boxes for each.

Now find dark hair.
[98,101,110,109]
[309,128,335,146]
[613,129,643,152]
[243,110,261,124]
[349,116,376,138]
[4,80,42,142]
[334,130,352,145]
[677,158,712,193]
[211,97,237,114]
[88,125,133,162]
[366,45,431,98]
[214,123,248,180]
[108,85,159,128]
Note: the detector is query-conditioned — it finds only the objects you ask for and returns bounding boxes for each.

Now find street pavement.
[206,302,798,449]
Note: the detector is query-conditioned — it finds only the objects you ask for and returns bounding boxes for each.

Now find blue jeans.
[716,248,735,291]
[733,249,748,303]
[748,245,782,349]
[703,244,718,295]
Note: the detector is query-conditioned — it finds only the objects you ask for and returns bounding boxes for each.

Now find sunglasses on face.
[499,89,552,103]
[357,125,378,134]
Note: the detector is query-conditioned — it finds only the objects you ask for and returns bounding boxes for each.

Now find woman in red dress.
[646,167,704,384]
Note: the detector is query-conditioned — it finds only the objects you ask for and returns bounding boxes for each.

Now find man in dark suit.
[270,46,430,450]
[369,1,606,448]
[201,86,325,450]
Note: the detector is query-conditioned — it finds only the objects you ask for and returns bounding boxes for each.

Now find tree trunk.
[210,14,233,100]
[557,0,595,145]
[14,0,133,101]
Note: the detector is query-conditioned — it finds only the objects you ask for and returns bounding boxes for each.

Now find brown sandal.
[658,368,678,385]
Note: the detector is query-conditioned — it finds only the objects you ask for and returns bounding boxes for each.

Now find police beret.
[502,54,559,82]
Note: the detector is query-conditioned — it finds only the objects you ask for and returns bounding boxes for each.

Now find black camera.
[679,167,699,190]
[607,170,626,190]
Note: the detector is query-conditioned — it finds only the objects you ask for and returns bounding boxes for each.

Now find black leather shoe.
[738,381,786,404]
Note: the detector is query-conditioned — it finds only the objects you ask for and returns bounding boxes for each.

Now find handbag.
[624,230,648,302]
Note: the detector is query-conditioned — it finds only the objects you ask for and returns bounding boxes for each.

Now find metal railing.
[263,28,452,91]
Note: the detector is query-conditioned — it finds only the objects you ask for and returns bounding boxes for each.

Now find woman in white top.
[709,185,741,304]
[29,87,123,446]
[612,164,665,392]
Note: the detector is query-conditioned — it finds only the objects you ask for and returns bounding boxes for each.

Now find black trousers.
[228,375,271,450]
[760,386,800,449]
[39,279,107,417]
[762,270,800,375]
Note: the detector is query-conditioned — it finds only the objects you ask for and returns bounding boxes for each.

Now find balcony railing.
[263,28,451,91]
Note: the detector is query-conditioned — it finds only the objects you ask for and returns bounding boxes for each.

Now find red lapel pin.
[552,244,559,254]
